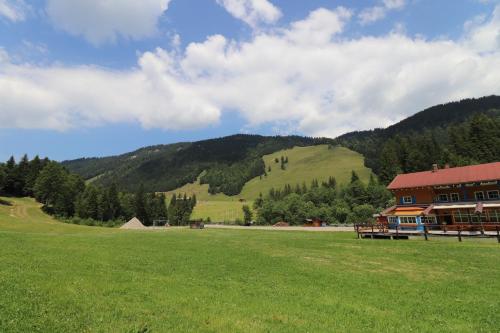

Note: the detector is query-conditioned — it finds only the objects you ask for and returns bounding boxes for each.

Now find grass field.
[169,145,372,221]
[1,197,499,332]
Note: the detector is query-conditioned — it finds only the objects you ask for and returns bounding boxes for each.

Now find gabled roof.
[387,162,500,190]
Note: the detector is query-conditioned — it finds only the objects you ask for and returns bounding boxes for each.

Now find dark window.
[438,194,449,202]
[402,196,413,204]
[487,190,499,200]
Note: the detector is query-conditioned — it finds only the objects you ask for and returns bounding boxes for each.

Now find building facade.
[380,162,500,229]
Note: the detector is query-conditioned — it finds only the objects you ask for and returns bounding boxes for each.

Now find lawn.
[1,197,499,332]
[168,145,372,221]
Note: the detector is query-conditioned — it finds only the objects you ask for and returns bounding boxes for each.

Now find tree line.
[0,155,194,227]
[254,172,392,225]
[336,98,500,185]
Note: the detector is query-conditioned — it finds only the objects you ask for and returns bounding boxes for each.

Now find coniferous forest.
[2,96,499,226]
[254,173,392,225]
[336,96,500,184]
[0,156,194,227]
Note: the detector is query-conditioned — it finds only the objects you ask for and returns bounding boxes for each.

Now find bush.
[58,217,125,228]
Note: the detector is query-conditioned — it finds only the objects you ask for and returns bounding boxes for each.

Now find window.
[489,209,500,223]
[438,194,449,202]
[399,216,417,224]
[475,191,485,201]
[450,193,460,202]
[453,210,470,223]
[487,190,499,200]
[388,216,398,225]
[402,196,413,204]
[421,216,437,224]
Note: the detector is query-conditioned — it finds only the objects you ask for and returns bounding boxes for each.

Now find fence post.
[396,225,399,240]
[496,226,499,244]
[424,225,428,241]
[458,226,462,242]
[371,224,374,240]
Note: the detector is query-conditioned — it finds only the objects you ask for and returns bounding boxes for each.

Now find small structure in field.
[121,217,146,229]
[304,218,323,227]
[273,221,289,227]
[190,221,205,229]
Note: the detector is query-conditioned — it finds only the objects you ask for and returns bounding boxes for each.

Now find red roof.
[387,162,500,190]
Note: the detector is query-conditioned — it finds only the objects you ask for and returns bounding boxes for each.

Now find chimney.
[432,164,438,172]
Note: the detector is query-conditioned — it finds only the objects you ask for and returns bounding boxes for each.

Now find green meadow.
[1,197,499,332]
[170,145,373,221]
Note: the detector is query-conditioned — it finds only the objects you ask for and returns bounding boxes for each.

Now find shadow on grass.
[0,198,13,206]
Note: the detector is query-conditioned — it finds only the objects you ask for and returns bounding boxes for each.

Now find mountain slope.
[63,135,333,193]
[336,95,500,183]
[168,145,372,221]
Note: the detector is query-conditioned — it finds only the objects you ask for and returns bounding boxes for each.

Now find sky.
[0,0,499,161]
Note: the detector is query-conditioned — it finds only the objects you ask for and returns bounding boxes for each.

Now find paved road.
[205,224,354,232]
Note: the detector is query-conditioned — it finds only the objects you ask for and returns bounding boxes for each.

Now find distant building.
[380,162,500,229]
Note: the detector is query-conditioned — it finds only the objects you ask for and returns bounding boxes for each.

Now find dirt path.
[9,203,28,219]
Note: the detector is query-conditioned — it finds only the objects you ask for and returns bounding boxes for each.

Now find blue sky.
[0,0,499,161]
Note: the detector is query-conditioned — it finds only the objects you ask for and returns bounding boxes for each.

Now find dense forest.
[253,172,392,225]
[62,135,334,195]
[0,156,193,227]
[336,96,500,184]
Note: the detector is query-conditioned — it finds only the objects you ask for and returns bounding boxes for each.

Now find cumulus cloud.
[1,6,500,137]
[359,0,405,25]
[464,5,500,53]
[0,48,220,130]
[45,0,171,45]
[216,0,281,28]
[0,0,28,22]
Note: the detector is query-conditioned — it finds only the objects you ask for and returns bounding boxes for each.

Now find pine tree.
[33,162,66,206]
[350,171,360,183]
[379,141,401,184]
[134,184,149,225]
[0,165,5,193]
[242,205,253,224]
[25,155,42,196]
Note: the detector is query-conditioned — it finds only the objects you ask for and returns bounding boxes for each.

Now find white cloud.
[216,0,281,28]
[0,48,220,130]
[464,5,500,53]
[359,0,405,25]
[0,0,28,22]
[1,6,500,138]
[45,0,171,45]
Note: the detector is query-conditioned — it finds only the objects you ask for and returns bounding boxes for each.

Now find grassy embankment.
[1,197,499,332]
[168,145,372,222]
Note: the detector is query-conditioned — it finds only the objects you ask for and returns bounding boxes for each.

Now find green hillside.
[168,145,372,221]
[336,95,500,183]
[62,135,333,194]
[1,198,499,332]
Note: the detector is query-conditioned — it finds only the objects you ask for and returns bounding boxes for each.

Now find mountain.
[64,95,500,194]
[336,95,500,183]
[62,135,333,194]
[169,144,373,222]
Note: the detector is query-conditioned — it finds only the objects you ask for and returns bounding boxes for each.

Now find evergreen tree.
[134,184,149,225]
[350,171,360,183]
[242,205,253,224]
[34,162,66,207]
[24,155,43,196]
[378,141,401,184]
[0,165,5,193]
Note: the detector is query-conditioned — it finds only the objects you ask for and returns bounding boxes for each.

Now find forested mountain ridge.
[63,96,500,194]
[62,135,333,194]
[336,95,500,183]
